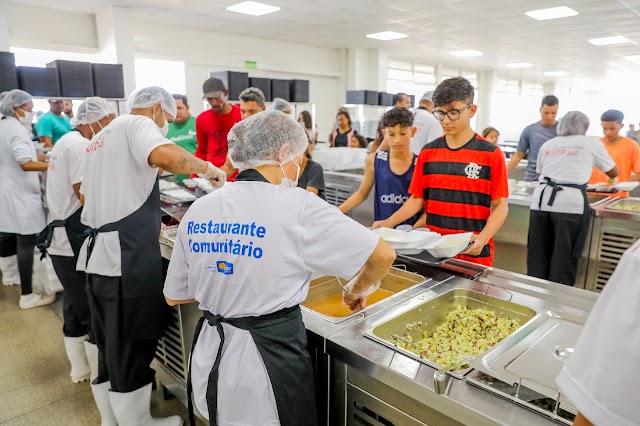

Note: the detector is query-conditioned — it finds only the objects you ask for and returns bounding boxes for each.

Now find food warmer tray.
[469,309,584,415]
[604,197,640,212]
[363,286,537,379]
[397,250,449,266]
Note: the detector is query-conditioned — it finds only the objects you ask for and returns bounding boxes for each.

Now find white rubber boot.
[63,335,91,383]
[91,381,118,426]
[0,255,20,286]
[18,293,56,310]
[109,383,183,426]
[84,341,99,381]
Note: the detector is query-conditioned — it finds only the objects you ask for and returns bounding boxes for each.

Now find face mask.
[89,121,104,137]
[18,109,34,127]
[155,108,169,137]
[279,158,301,188]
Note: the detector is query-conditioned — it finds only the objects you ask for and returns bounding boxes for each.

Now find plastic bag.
[32,253,64,295]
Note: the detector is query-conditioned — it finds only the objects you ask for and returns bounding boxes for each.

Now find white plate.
[424,232,473,259]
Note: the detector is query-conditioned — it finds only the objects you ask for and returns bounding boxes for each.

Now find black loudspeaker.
[378,92,393,106]
[92,63,125,99]
[289,79,309,102]
[46,60,94,97]
[270,79,290,101]
[248,77,271,101]
[17,66,61,97]
[210,71,249,101]
[0,51,19,92]
[347,90,378,105]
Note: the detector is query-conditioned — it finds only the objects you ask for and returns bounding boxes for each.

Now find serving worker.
[36,97,117,386]
[163,110,396,426]
[339,107,421,227]
[373,77,509,266]
[589,109,640,194]
[77,86,226,426]
[528,111,618,286]
[0,89,54,310]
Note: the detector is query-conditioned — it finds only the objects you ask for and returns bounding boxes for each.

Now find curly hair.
[433,77,474,107]
[380,107,414,128]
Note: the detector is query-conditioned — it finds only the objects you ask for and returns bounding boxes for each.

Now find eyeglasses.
[433,105,471,122]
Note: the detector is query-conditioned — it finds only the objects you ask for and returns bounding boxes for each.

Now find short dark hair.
[381,107,414,128]
[393,92,409,105]
[541,95,559,107]
[352,134,368,148]
[173,94,188,106]
[433,77,474,107]
[337,111,352,127]
[239,87,265,107]
[601,109,624,123]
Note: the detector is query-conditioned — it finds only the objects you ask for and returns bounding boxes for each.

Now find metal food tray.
[470,309,584,411]
[604,197,640,212]
[301,267,426,323]
[364,286,537,379]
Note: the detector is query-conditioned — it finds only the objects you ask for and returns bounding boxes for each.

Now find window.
[497,78,521,94]
[387,60,437,105]
[134,58,186,95]
[523,81,544,97]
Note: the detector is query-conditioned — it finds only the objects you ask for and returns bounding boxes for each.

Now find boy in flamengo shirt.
[373,77,509,266]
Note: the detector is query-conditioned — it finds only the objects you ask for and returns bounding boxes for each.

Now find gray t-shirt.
[517,121,558,181]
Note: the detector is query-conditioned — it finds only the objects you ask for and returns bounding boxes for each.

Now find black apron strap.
[36,219,67,260]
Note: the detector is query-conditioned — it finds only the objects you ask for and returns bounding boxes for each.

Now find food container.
[605,197,640,212]
[301,267,426,323]
[182,179,197,191]
[372,227,441,251]
[424,232,473,259]
[364,287,536,378]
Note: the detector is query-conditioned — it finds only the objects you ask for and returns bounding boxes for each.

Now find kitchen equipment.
[364,287,536,378]
[605,197,640,212]
[301,268,425,323]
[470,309,584,410]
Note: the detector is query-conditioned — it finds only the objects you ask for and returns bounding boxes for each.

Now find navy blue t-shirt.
[373,151,420,226]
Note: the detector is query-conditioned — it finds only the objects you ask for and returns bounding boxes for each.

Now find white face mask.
[155,108,169,137]
[89,121,104,137]
[18,109,34,127]
[279,158,301,188]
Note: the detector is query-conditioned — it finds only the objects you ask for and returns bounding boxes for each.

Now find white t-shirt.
[46,131,89,257]
[163,180,379,424]
[410,108,442,155]
[556,240,640,426]
[531,135,615,214]
[77,114,172,276]
[0,117,46,235]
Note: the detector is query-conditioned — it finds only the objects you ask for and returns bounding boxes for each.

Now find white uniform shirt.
[531,135,615,214]
[0,117,46,235]
[556,240,640,426]
[410,108,442,155]
[46,131,89,256]
[164,181,379,424]
[77,115,172,276]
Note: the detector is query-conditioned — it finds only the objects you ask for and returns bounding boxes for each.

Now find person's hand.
[606,177,619,186]
[342,278,381,312]
[460,234,487,257]
[202,161,226,188]
[372,219,393,229]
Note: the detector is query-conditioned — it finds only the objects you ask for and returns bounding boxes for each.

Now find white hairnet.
[0,89,33,117]
[71,97,117,126]
[272,97,293,113]
[227,110,309,170]
[127,86,177,119]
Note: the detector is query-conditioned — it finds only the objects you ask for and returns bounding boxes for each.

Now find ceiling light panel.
[366,31,408,41]
[226,1,280,16]
[525,6,578,21]
[588,36,630,46]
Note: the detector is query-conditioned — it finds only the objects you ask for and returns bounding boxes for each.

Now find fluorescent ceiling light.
[544,71,569,77]
[588,36,630,46]
[506,62,533,68]
[226,1,280,16]
[366,31,408,41]
[450,50,483,57]
[625,55,640,64]
[526,6,578,21]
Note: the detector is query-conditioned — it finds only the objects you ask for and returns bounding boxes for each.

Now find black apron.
[186,169,317,426]
[538,177,591,258]
[84,179,166,341]
[37,207,87,260]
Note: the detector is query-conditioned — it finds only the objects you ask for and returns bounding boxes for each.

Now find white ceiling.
[13,0,640,82]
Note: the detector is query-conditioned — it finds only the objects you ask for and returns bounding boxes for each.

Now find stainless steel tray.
[604,197,640,212]
[363,287,537,379]
[470,309,584,410]
[301,267,426,324]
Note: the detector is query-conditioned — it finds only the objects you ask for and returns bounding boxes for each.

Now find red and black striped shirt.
[409,135,509,266]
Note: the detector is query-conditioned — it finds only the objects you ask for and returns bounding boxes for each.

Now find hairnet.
[558,111,590,137]
[227,110,309,170]
[272,97,293,113]
[0,89,33,117]
[127,86,177,119]
[71,97,117,126]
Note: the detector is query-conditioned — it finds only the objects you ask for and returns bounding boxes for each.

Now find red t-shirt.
[409,134,509,266]
[195,105,241,180]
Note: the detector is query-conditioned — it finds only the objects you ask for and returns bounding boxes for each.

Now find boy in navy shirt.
[339,107,421,226]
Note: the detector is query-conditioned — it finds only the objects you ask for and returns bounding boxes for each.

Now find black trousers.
[0,233,37,295]
[87,274,159,393]
[50,255,94,341]
[527,210,583,286]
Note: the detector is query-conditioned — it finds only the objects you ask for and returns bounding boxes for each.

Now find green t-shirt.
[34,111,73,144]
[167,116,197,183]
